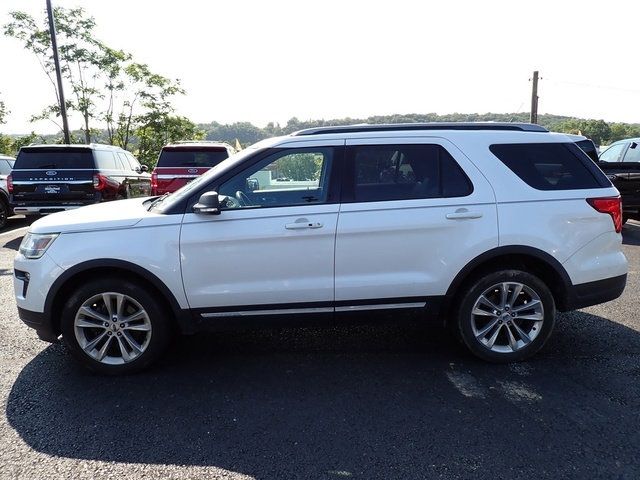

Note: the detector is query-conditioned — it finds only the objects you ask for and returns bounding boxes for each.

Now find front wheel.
[454,270,556,363]
[61,278,171,374]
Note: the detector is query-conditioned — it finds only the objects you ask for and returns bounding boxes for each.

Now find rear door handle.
[285,218,323,230]
[446,208,483,220]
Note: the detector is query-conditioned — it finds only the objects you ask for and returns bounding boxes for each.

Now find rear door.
[620,141,640,214]
[334,137,498,311]
[11,147,96,208]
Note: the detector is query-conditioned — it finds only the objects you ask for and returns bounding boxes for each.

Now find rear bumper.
[13,204,89,215]
[564,274,627,311]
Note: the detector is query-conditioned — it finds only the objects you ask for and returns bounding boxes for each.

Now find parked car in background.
[0,155,15,228]
[14,123,627,374]
[596,138,640,223]
[9,144,151,216]
[151,141,234,195]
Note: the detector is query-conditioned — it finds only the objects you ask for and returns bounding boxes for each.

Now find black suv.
[597,137,640,222]
[9,144,151,216]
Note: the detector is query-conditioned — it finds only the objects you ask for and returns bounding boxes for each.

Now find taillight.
[6,174,13,194]
[587,197,622,233]
[93,173,106,191]
[151,171,158,195]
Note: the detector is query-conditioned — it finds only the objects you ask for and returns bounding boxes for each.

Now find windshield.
[152,146,263,213]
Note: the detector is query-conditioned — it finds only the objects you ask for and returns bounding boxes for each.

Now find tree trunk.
[84,114,90,144]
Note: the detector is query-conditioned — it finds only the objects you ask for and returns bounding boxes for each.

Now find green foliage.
[0,93,7,125]
[0,133,41,157]
[272,153,323,181]
[4,6,184,153]
[135,116,204,167]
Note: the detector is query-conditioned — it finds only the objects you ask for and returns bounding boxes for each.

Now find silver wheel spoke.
[508,283,523,307]
[485,324,503,349]
[115,294,126,317]
[121,331,144,354]
[517,312,544,322]
[122,310,147,324]
[472,307,497,317]
[123,322,151,332]
[478,295,500,312]
[96,335,113,360]
[102,293,114,318]
[513,300,541,312]
[512,321,532,345]
[116,336,133,362]
[475,317,501,339]
[506,325,519,351]
[76,318,107,329]
[83,330,108,353]
[499,283,509,309]
[79,306,109,323]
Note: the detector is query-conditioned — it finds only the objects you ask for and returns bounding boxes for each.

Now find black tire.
[453,269,556,363]
[60,277,172,375]
[0,198,9,230]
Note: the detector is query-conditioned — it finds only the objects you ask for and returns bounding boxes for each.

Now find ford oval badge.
[188,168,198,174]
[46,170,57,176]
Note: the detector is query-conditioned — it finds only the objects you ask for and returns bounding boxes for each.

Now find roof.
[20,143,125,151]
[163,141,234,150]
[292,122,548,136]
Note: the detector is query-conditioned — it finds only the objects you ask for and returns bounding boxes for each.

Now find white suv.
[13,123,628,374]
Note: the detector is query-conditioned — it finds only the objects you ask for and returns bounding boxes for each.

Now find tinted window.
[599,143,626,163]
[490,143,610,190]
[623,142,640,163]
[351,144,472,202]
[219,148,333,209]
[14,148,94,169]
[94,150,118,170]
[158,148,229,168]
[574,139,599,162]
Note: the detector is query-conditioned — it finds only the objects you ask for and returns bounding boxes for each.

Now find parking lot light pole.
[46,0,71,144]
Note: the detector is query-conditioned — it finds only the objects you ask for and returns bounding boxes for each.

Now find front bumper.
[17,306,59,342]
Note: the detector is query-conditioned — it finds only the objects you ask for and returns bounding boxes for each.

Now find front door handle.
[446,208,483,220]
[285,218,323,230]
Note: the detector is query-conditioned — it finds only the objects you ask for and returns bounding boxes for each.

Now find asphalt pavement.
[0,219,639,479]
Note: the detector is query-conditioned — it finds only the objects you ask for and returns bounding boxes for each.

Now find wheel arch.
[442,245,573,322]
[47,259,191,336]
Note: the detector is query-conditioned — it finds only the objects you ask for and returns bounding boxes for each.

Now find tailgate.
[11,169,97,205]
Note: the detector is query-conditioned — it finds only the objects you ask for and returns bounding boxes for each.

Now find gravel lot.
[0,216,639,480]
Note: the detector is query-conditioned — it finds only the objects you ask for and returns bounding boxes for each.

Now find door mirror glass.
[193,191,221,215]
[140,164,149,172]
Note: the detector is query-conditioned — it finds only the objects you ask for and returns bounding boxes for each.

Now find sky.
[0,0,639,134]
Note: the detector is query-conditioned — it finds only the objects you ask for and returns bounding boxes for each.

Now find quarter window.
[623,142,640,163]
[490,143,610,190]
[219,148,333,209]
[350,144,472,202]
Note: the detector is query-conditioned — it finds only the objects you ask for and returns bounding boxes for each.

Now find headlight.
[19,233,59,259]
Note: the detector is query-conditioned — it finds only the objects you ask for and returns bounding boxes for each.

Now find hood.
[30,197,152,234]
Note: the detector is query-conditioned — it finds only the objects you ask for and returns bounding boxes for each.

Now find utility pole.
[530,70,539,125]
[46,0,71,144]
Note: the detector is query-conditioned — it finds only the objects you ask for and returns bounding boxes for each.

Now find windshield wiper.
[147,193,170,211]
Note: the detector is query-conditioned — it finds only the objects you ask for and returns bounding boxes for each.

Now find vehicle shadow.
[6,313,640,479]
[622,221,640,246]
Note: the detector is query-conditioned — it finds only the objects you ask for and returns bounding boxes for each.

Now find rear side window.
[490,143,611,190]
[350,144,472,202]
[158,148,229,168]
[94,150,118,170]
[14,148,94,169]
[0,159,13,175]
[623,142,640,163]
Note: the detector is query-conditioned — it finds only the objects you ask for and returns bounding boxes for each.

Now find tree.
[0,92,7,125]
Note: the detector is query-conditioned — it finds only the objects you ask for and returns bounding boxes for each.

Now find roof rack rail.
[292,122,549,136]
[172,140,231,145]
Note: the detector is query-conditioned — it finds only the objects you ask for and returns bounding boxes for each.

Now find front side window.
[218,147,333,209]
[350,144,472,202]
[599,143,626,163]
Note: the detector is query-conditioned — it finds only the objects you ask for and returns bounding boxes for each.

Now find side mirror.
[193,191,221,215]
[140,164,149,172]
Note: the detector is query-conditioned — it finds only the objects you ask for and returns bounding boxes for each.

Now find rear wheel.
[61,278,171,374]
[454,270,556,363]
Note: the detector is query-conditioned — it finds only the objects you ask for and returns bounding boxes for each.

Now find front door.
[180,143,342,315]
